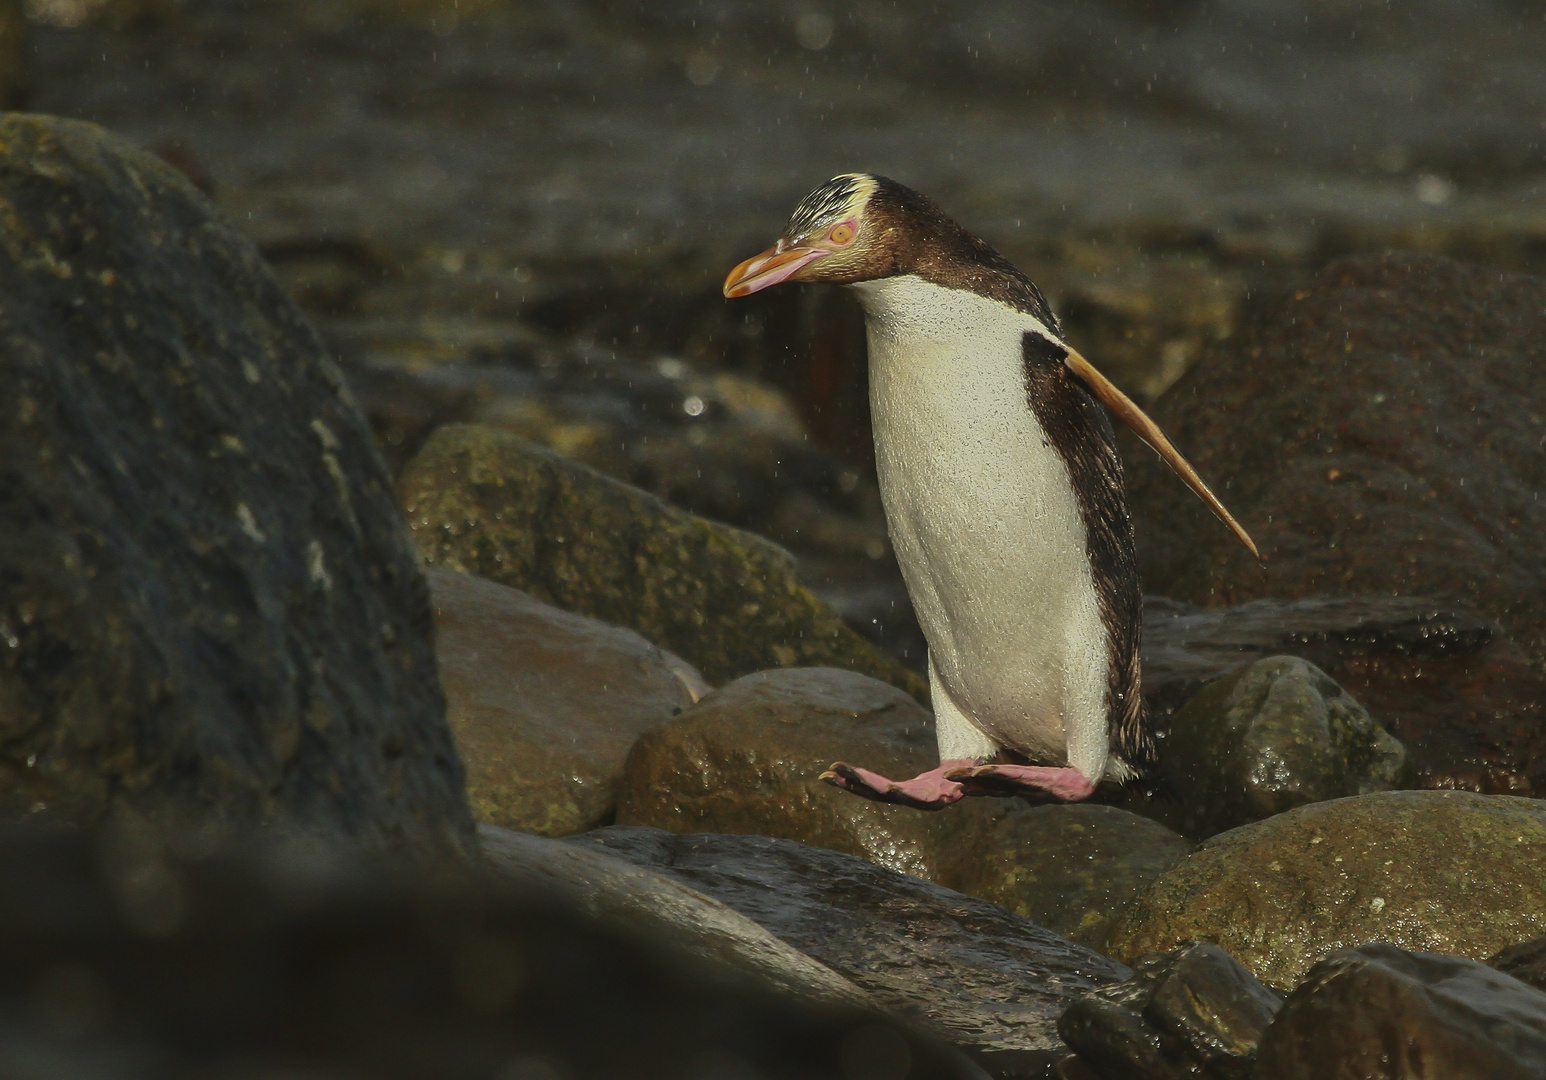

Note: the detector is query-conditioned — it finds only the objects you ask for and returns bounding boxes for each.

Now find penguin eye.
[829,222,855,245]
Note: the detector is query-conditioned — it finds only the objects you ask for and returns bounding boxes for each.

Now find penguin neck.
[846,275,1060,348]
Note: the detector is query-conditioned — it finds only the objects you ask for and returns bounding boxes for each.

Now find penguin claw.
[820,761,968,811]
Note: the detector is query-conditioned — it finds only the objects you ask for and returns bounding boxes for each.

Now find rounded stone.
[1107,790,1546,990]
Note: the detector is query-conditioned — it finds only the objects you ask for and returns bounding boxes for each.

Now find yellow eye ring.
[829,223,854,245]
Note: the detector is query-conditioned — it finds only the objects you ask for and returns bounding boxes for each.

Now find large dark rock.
[1107,791,1546,991]
[1127,253,1546,673]
[568,825,1131,1065]
[398,422,924,695]
[1492,936,1546,994]
[1057,942,1282,1080]
[1140,595,1546,796]
[1254,944,1546,1080]
[0,115,469,852]
[0,823,985,1080]
[429,568,706,837]
[1161,655,1406,835]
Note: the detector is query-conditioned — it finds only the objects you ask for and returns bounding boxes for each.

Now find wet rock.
[0,115,469,852]
[429,568,706,836]
[1140,594,1546,796]
[1492,936,1546,995]
[1254,943,1546,1080]
[1107,791,1546,991]
[568,824,1132,1061]
[1127,253,1546,675]
[477,823,872,1011]
[1057,942,1282,1080]
[1161,655,1407,835]
[933,803,1194,953]
[0,823,986,1080]
[614,666,952,880]
[398,423,924,695]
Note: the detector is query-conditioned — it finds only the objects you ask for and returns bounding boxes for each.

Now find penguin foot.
[960,764,1097,802]
[819,758,978,811]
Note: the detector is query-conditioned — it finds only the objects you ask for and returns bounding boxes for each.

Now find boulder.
[0,115,469,852]
[1057,942,1282,1080]
[429,569,706,836]
[1107,791,1546,991]
[1254,944,1546,1080]
[398,423,924,696]
[1492,937,1546,994]
[477,823,871,1011]
[1140,595,1546,797]
[1126,253,1546,673]
[615,666,952,880]
[1161,655,1406,835]
[0,823,985,1080]
[932,803,1194,953]
[567,824,1131,1064]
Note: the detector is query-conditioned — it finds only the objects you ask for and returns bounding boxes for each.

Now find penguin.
[722,174,1257,810]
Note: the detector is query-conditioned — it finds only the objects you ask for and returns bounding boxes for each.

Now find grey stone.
[429,568,705,836]
[1161,655,1407,835]
[1058,943,1281,1080]
[477,823,873,1011]
[568,825,1132,1058]
[0,115,469,853]
[1108,791,1546,991]
[398,423,924,697]
[1255,944,1546,1080]
[1139,595,1546,798]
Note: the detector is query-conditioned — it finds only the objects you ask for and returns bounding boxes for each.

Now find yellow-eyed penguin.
[722,174,1257,809]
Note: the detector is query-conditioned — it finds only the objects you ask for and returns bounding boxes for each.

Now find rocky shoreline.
[1,0,1545,1074]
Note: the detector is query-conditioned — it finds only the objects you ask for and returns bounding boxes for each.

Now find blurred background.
[19,0,1546,668]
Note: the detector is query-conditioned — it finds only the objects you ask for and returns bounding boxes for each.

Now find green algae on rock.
[398,423,924,695]
[934,803,1194,953]
[1163,655,1408,836]
[0,114,470,852]
[1107,790,1546,991]
[614,667,949,880]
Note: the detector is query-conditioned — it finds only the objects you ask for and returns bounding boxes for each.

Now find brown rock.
[398,424,924,697]
[615,666,956,880]
[1107,790,1546,991]
[430,568,705,836]
[1126,253,1546,674]
[1255,944,1546,1080]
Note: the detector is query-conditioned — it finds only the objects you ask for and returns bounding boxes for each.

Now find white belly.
[850,276,1109,768]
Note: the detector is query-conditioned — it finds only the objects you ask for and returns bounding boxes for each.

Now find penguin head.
[724,172,946,297]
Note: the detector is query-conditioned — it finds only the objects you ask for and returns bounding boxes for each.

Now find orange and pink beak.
[722,242,827,298]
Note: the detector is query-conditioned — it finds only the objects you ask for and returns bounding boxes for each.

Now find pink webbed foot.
[819,758,979,811]
[961,764,1097,802]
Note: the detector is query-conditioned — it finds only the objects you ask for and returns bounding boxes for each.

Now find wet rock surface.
[0,113,469,853]
[933,804,1194,955]
[1057,942,1282,1080]
[1128,253,1546,676]
[478,823,873,1012]
[0,823,987,1080]
[399,423,923,695]
[428,568,705,836]
[1160,655,1406,836]
[615,666,950,879]
[1254,943,1546,1080]
[1140,594,1546,797]
[567,824,1132,1061]
[1492,937,1546,994]
[1107,791,1546,991]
